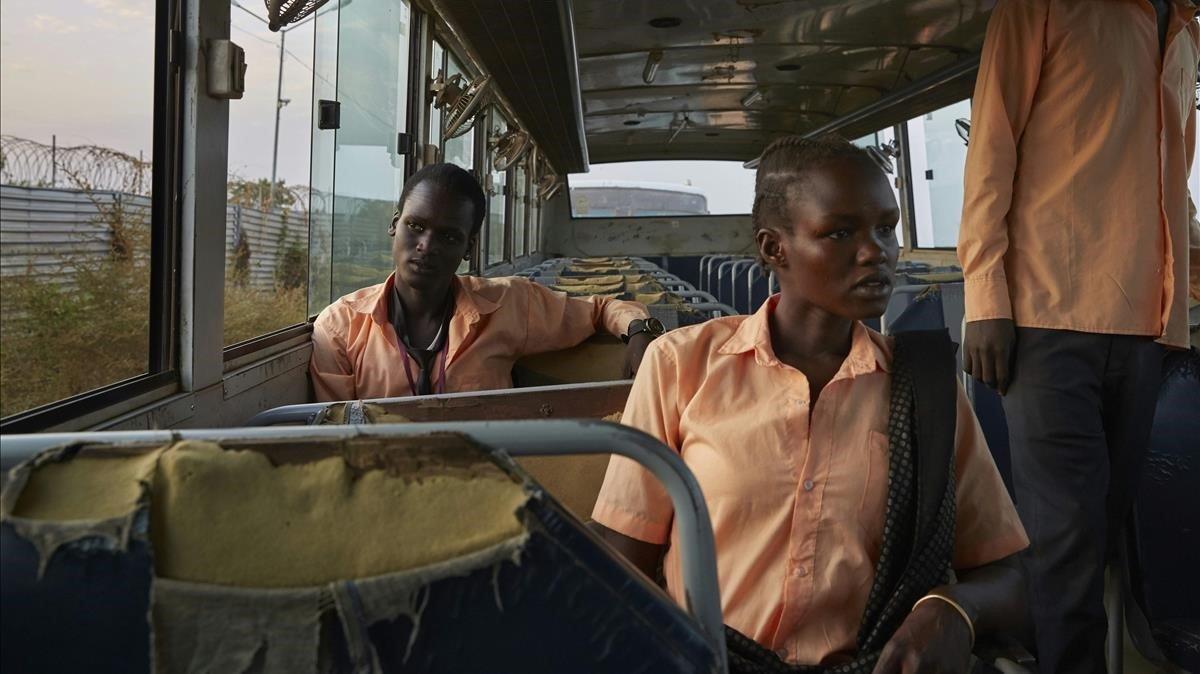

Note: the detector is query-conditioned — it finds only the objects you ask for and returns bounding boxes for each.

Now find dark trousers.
[1002,328,1162,674]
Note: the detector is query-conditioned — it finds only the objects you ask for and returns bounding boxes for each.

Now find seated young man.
[592,136,1029,671]
[309,163,657,402]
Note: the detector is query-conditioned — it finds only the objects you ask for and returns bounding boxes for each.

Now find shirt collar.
[346,273,501,325]
[717,294,889,378]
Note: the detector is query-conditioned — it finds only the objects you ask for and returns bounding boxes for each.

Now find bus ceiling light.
[741,88,763,108]
[643,50,664,85]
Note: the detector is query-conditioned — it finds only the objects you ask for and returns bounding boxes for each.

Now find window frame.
[483,107,512,269]
[903,98,971,251]
[1,0,184,433]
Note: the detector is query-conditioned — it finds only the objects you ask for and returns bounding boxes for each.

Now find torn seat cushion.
[1,437,717,674]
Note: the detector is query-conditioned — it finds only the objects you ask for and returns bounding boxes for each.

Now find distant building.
[570,179,709,217]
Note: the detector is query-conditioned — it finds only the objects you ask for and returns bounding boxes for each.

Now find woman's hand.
[870,599,973,674]
[622,332,654,378]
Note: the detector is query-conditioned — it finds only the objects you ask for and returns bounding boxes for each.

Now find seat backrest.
[1128,348,1200,671]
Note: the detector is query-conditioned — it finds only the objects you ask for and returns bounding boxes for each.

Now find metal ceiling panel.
[432,0,589,173]
[572,0,993,163]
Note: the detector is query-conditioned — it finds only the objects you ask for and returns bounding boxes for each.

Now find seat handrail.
[0,421,729,673]
[727,260,757,312]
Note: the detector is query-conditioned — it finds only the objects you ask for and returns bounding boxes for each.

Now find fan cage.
[264,0,332,31]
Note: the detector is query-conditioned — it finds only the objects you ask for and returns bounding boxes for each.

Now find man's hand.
[963,318,1016,395]
[871,599,973,674]
[622,332,653,378]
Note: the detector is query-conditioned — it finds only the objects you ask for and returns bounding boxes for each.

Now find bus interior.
[1,0,1197,672]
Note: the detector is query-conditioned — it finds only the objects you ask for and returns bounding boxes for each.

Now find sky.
[0,0,314,191]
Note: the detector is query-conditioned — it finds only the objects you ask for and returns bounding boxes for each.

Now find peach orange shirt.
[309,274,649,401]
[592,297,1028,665]
[959,0,1200,347]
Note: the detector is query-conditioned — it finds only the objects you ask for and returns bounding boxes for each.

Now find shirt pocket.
[858,430,891,559]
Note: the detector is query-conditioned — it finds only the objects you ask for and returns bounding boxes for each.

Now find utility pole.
[268,28,287,210]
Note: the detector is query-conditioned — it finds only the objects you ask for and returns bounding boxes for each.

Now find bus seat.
[514,334,626,386]
[554,274,624,286]
[1126,347,1200,671]
[884,286,1016,499]
[1,439,716,673]
[550,281,626,296]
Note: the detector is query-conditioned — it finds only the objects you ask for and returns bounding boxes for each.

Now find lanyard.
[399,339,448,397]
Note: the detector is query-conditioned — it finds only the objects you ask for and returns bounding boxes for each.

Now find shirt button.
[792,566,808,577]
[802,479,815,491]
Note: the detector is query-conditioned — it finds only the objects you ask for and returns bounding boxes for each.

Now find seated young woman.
[591,136,1028,671]
[309,163,656,402]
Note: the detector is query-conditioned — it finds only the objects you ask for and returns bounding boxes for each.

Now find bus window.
[568,161,754,218]
[485,109,509,266]
[853,128,905,247]
[428,41,446,152]
[513,160,528,258]
[442,54,475,171]
[0,0,165,418]
[224,2,314,346]
[906,99,971,248]
[310,0,412,308]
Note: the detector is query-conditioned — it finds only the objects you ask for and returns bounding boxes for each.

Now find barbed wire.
[0,135,153,195]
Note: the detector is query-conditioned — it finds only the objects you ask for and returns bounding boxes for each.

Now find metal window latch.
[396,132,413,155]
[318,100,341,130]
[206,39,246,99]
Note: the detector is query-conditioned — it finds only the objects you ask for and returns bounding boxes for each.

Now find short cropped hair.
[397,163,487,234]
[751,134,878,235]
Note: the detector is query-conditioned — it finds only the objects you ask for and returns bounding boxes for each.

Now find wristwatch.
[622,317,666,343]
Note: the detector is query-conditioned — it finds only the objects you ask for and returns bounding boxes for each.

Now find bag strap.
[892,329,958,543]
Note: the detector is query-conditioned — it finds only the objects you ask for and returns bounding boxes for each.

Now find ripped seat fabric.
[1,437,717,674]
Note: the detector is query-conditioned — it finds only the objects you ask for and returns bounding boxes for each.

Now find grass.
[1,267,310,417]
[2,200,309,419]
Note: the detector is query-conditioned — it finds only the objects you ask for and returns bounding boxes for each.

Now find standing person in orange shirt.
[308,163,658,402]
[592,136,1029,670]
[959,2,1199,672]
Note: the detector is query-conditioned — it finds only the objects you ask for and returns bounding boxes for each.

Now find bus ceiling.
[424,0,988,169]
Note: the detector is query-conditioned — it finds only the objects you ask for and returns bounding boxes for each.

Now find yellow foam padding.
[15,440,530,588]
[151,441,529,587]
[634,292,684,306]
[565,265,632,275]
[626,281,664,294]
[14,449,163,521]
[551,282,625,296]
[553,274,624,286]
[571,259,635,269]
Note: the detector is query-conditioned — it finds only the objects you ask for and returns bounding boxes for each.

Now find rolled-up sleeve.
[518,278,650,355]
[591,340,680,544]
[951,382,1030,570]
[309,309,356,402]
[959,0,1048,322]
